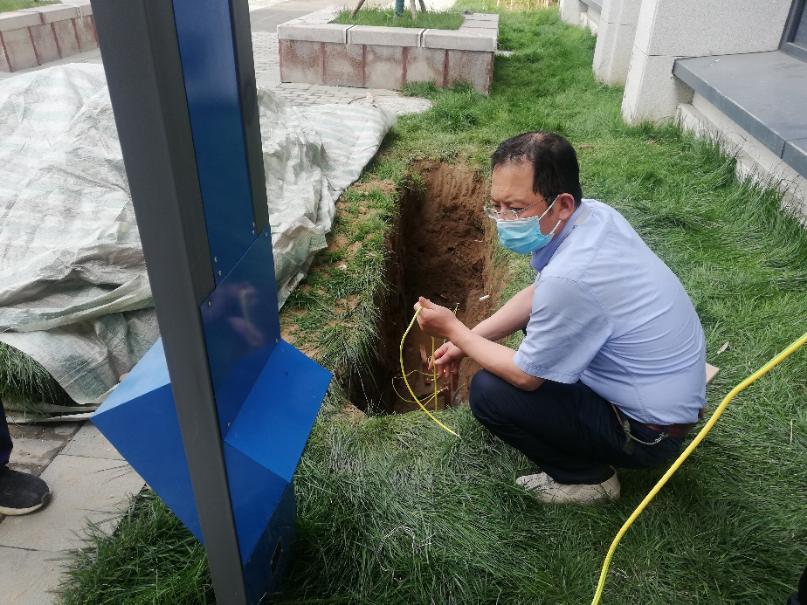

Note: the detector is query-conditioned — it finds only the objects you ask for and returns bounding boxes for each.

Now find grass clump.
[0,342,73,410]
[0,0,55,12]
[61,491,213,605]
[332,7,464,29]
[61,2,806,604]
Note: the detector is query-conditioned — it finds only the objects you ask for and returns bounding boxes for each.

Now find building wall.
[622,0,792,123]
[592,0,641,85]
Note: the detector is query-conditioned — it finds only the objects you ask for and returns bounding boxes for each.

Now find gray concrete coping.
[581,0,603,12]
[460,19,499,30]
[348,25,423,47]
[0,10,41,32]
[783,138,807,180]
[674,50,807,179]
[422,28,497,52]
[27,4,81,23]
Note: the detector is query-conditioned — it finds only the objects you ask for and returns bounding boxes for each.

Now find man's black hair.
[491,132,582,206]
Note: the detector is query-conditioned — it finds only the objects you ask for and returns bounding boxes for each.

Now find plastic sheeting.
[0,63,394,414]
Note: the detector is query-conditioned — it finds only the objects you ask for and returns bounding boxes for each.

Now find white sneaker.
[516,471,620,504]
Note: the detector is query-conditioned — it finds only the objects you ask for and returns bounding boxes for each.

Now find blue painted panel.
[92,340,202,541]
[223,442,287,561]
[227,340,332,481]
[91,336,330,560]
[200,231,281,435]
[242,485,296,603]
[172,0,257,282]
[224,340,331,559]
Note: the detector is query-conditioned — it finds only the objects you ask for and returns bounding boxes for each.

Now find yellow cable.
[591,332,807,605]
[400,308,459,437]
[432,336,439,409]
[390,378,439,406]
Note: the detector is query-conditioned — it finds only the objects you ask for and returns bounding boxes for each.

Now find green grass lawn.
[60,2,807,604]
[0,0,55,12]
[332,7,464,29]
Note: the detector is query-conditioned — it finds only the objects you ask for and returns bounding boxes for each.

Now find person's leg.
[469,370,622,484]
[468,370,685,503]
[0,400,51,515]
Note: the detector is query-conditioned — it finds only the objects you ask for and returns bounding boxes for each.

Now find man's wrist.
[447,321,472,346]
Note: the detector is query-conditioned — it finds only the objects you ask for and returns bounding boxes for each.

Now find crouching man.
[415,131,706,505]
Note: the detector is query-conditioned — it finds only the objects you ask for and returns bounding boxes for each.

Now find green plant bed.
[0,0,56,12]
[332,7,464,29]
[61,2,807,604]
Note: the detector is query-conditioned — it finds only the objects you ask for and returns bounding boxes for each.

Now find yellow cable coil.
[400,307,459,437]
[592,331,807,604]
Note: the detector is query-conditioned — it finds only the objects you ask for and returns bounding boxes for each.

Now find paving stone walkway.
[0,0,437,602]
[0,424,143,604]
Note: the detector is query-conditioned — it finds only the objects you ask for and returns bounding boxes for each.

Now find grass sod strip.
[0,342,74,410]
[0,0,56,12]
[332,8,464,30]
[60,4,806,604]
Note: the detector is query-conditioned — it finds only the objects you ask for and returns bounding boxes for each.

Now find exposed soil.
[353,161,503,414]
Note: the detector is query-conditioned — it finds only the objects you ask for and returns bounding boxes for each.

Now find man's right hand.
[432,341,465,378]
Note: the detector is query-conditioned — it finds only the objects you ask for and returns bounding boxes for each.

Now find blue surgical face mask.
[496,200,561,254]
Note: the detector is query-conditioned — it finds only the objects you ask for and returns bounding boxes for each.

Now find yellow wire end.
[399,308,460,438]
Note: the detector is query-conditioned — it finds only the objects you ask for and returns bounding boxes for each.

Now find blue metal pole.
[91,0,332,602]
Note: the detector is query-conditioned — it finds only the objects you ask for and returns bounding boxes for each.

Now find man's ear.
[556,192,576,219]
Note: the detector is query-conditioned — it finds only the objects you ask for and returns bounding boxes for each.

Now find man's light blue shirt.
[513,199,706,425]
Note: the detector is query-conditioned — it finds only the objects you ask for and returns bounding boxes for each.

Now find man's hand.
[432,341,465,378]
[414,296,463,340]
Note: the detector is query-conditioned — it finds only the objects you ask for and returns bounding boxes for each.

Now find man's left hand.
[414,296,463,339]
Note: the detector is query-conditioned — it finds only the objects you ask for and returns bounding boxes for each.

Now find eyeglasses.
[484,204,527,221]
[484,195,557,222]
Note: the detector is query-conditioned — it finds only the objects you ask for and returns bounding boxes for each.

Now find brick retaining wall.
[0,1,95,73]
[278,11,498,94]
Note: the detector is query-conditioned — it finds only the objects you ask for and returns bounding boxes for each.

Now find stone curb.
[0,11,40,31]
[278,13,498,51]
[278,12,498,94]
[30,4,81,24]
[0,2,97,73]
[422,28,496,52]
[348,25,423,47]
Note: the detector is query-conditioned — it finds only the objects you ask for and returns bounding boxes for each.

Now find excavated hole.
[352,161,503,414]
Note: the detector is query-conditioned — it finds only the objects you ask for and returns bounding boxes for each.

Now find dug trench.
[351,161,505,414]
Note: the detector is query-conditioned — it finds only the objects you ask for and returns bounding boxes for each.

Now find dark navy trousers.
[469,370,684,484]
[0,400,11,468]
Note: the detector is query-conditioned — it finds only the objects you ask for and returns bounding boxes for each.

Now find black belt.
[611,405,694,447]
[644,422,694,439]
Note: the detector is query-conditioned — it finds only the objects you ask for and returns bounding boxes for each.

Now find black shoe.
[0,467,51,516]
